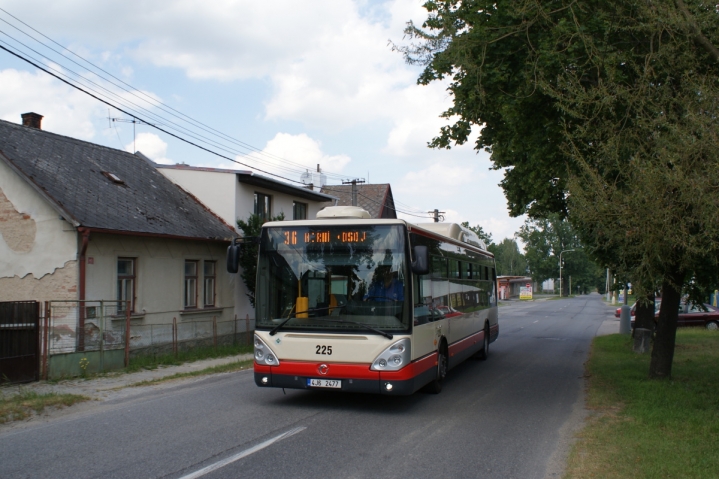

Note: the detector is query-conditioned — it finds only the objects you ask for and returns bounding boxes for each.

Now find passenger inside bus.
[364,266,404,302]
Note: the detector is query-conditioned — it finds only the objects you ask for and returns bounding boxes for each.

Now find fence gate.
[0,301,40,384]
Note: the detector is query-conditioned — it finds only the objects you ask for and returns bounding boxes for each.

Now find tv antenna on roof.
[106,111,156,153]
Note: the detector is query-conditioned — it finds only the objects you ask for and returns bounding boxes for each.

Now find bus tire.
[476,324,490,361]
[425,342,447,394]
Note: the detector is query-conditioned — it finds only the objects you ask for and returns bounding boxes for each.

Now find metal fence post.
[172,317,178,357]
[245,314,250,346]
[42,301,50,380]
[124,300,131,367]
[213,316,217,349]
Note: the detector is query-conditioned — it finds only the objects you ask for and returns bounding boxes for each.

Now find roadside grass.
[0,390,88,424]
[565,329,719,478]
[125,343,253,373]
[129,359,254,387]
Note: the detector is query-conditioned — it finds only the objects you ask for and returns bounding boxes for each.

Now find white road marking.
[533,320,539,323]
[178,427,307,479]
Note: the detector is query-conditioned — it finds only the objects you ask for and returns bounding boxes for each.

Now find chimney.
[21,112,43,129]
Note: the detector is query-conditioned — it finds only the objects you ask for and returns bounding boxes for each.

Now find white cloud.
[0,69,104,139]
[127,132,172,164]
[395,161,480,197]
[212,132,351,181]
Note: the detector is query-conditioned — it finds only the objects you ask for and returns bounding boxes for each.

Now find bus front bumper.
[254,356,437,396]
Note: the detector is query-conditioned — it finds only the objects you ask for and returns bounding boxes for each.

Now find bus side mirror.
[227,238,241,273]
[411,245,429,275]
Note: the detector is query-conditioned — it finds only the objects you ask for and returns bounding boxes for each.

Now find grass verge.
[565,329,719,478]
[129,359,254,387]
[0,390,88,424]
[125,343,253,373]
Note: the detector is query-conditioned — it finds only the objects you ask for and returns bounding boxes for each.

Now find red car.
[615,300,661,318]
[619,301,719,330]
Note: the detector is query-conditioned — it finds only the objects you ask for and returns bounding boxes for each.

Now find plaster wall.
[0,159,78,301]
[84,233,235,325]
[158,168,237,231]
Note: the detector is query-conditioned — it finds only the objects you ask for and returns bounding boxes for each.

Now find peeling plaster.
[0,159,77,279]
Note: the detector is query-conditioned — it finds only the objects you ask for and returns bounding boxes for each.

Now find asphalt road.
[0,294,612,479]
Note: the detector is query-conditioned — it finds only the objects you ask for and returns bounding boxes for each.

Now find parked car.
[615,299,661,318]
[624,301,719,330]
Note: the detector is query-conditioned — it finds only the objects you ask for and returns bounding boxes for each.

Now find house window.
[293,201,307,220]
[204,261,216,307]
[185,260,198,309]
[254,192,271,223]
[117,258,135,313]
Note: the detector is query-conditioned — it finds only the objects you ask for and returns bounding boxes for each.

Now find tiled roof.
[0,119,235,241]
[319,183,396,219]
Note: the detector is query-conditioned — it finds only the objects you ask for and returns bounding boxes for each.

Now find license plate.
[307,378,341,388]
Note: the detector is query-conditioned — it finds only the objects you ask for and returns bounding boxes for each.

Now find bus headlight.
[371,338,411,371]
[254,335,280,366]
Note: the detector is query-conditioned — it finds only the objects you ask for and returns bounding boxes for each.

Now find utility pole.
[428,209,445,222]
[559,249,576,297]
[342,178,365,206]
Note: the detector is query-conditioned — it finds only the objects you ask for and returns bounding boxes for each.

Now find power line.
[0,9,350,181]
[0,42,317,186]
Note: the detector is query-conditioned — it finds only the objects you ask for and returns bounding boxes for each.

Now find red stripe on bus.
[380,352,437,381]
[259,360,380,380]
[448,330,484,357]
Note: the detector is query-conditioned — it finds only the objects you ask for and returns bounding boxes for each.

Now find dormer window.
[102,171,125,185]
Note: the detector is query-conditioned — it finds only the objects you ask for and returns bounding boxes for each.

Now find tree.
[488,238,527,277]
[236,212,285,306]
[460,221,493,246]
[401,0,719,378]
[517,215,603,295]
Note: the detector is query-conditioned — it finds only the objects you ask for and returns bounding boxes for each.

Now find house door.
[0,301,40,384]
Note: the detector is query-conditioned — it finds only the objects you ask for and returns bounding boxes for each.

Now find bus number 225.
[316,345,332,355]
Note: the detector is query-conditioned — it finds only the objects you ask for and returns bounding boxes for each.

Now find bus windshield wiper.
[269,306,332,336]
[320,318,393,339]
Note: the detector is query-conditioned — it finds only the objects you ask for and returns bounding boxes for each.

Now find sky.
[0,0,526,242]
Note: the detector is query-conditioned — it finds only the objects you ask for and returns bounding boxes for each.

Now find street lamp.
[559,249,576,298]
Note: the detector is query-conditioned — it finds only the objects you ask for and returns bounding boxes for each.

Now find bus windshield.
[255,224,410,333]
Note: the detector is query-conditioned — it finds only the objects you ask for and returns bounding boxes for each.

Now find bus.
[227,205,498,395]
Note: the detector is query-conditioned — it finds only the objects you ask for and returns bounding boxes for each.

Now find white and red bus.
[228,206,498,395]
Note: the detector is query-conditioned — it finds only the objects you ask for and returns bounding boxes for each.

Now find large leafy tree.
[518,215,604,294]
[401,0,719,378]
[489,238,528,277]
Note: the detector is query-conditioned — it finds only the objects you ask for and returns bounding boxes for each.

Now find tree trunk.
[633,291,655,354]
[649,267,684,378]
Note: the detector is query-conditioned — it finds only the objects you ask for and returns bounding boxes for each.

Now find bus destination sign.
[282,230,368,245]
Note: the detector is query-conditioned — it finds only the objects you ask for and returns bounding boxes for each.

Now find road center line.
[178,427,306,479]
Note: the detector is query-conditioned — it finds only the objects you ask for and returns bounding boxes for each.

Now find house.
[319,183,397,219]
[156,164,336,319]
[0,113,237,373]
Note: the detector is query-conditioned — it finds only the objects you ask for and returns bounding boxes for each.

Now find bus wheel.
[425,344,447,394]
[477,324,490,361]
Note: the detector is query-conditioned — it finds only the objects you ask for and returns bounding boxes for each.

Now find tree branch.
[675,0,719,62]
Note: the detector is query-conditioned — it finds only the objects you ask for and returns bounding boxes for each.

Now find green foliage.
[236,212,285,306]
[460,221,493,246]
[487,238,527,276]
[517,215,604,294]
[126,343,253,373]
[567,330,719,478]
[401,0,719,376]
